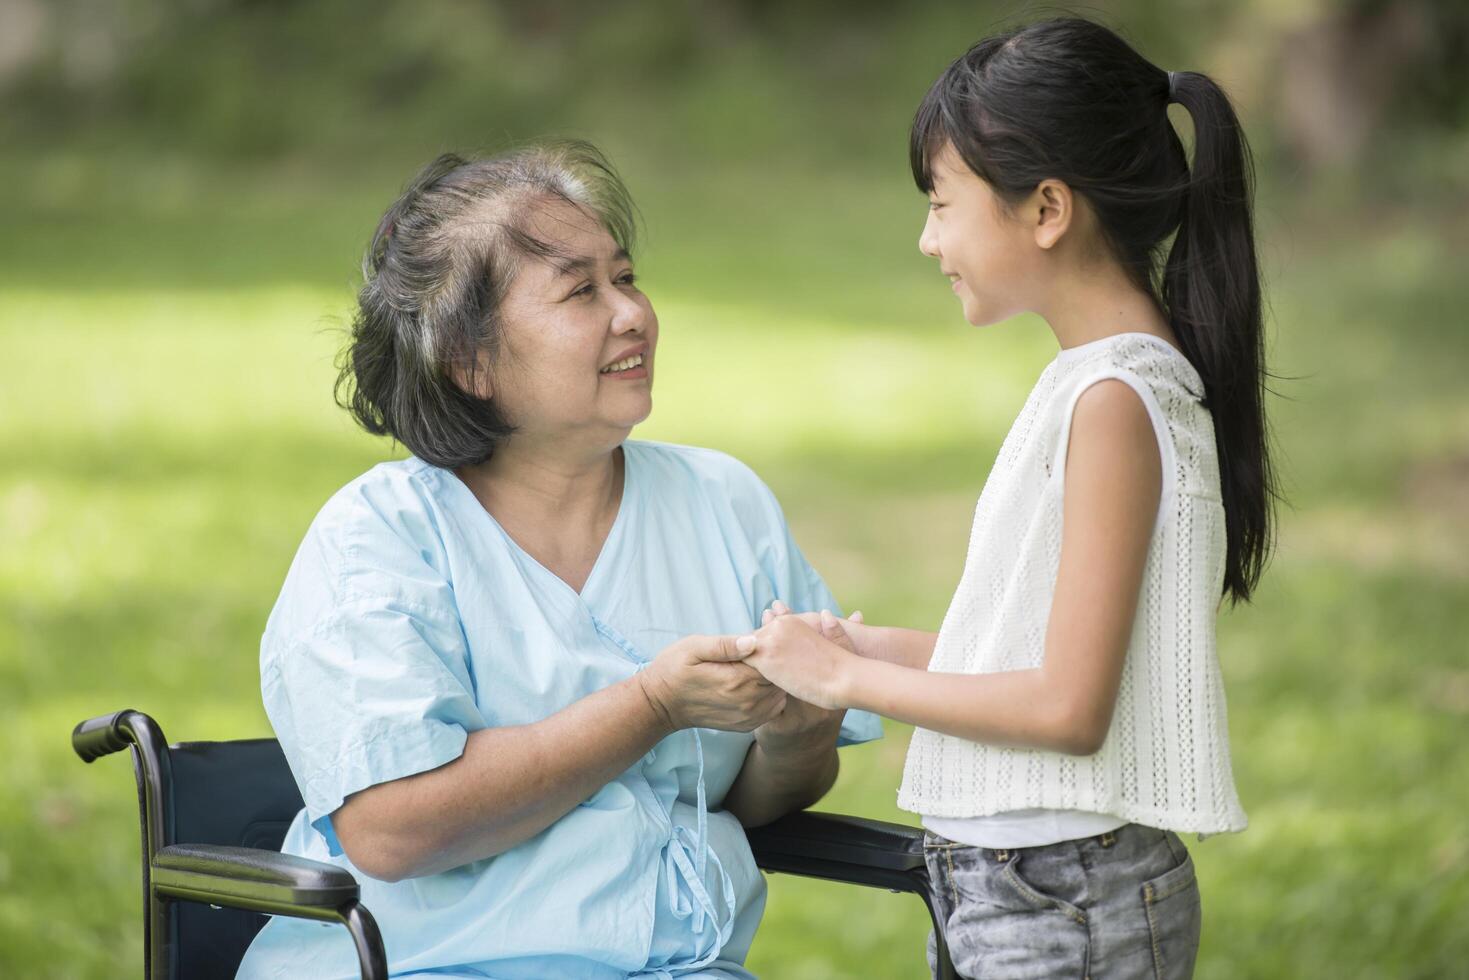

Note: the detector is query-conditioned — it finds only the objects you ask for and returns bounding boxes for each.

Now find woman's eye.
[570,283,594,299]
[617,272,638,286]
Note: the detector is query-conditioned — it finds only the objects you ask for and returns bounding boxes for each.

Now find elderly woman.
[235,142,881,980]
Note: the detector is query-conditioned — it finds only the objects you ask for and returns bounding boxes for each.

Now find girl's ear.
[1032,179,1073,250]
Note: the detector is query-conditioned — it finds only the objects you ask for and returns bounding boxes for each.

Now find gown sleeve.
[260,480,485,855]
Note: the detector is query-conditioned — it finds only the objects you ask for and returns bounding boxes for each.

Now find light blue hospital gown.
[235,440,882,979]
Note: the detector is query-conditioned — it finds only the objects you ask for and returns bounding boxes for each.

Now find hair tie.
[1166,71,1180,103]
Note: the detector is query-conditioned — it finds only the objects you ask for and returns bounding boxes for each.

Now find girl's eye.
[928,201,945,212]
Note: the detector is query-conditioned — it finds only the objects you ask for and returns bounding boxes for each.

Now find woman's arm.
[333,635,781,881]
[721,725,841,828]
[745,381,1160,756]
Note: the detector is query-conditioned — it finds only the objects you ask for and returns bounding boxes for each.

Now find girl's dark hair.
[337,140,639,470]
[912,17,1276,604]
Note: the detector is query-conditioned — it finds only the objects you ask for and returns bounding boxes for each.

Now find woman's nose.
[608,289,650,334]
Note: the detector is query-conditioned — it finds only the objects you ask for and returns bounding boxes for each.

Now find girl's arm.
[858,625,940,670]
[747,380,1160,756]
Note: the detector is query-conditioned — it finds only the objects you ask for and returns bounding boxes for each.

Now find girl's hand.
[638,634,788,733]
[737,612,861,711]
[750,610,851,749]
[762,600,881,660]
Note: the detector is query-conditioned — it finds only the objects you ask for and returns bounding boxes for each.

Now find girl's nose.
[918,213,941,259]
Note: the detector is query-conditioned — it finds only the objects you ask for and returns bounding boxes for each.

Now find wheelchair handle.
[72,709,142,763]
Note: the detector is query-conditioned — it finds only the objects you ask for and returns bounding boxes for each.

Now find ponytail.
[1163,72,1275,604]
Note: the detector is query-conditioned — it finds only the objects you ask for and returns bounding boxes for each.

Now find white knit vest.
[898,333,1248,837]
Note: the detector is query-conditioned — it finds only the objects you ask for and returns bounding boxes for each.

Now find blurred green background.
[3,1,1467,977]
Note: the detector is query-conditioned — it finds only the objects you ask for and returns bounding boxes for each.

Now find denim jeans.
[923,822,1201,979]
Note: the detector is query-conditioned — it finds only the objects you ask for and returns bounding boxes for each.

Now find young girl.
[738,17,1275,979]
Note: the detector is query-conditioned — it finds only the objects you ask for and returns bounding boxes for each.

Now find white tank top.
[901,333,1248,844]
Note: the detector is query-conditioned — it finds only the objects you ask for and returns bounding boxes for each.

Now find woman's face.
[485,199,658,446]
[917,142,1040,327]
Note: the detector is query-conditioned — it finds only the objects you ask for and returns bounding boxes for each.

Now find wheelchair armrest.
[152,844,359,916]
[748,812,956,979]
[746,810,928,893]
[153,845,390,980]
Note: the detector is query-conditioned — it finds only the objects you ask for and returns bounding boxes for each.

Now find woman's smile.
[599,343,650,380]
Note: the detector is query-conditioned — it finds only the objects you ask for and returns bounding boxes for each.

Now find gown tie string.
[661,728,737,973]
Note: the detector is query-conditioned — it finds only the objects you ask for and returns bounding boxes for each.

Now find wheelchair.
[73,708,957,979]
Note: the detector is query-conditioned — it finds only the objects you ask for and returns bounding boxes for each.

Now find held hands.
[744,604,852,746]
[734,604,866,712]
[637,634,787,734]
[637,604,872,739]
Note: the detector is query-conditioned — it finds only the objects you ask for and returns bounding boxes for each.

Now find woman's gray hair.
[336,140,639,469]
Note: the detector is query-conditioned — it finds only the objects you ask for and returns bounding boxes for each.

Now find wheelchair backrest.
[166,738,303,977]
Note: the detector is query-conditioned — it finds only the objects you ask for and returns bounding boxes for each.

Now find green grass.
[3,147,1467,978]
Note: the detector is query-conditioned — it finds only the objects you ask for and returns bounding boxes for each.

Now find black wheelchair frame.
[73,708,957,979]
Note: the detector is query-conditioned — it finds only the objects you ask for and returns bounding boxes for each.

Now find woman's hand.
[737,612,863,711]
[637,634,788,734]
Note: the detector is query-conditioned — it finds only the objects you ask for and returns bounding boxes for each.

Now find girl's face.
[918,142,1042,327]
[485,199,658,446]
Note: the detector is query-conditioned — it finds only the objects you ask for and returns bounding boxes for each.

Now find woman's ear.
[450,349,495,401]
[1032,179,1073,250]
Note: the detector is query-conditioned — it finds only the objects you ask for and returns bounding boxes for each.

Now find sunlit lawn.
[3,157,1466,978]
